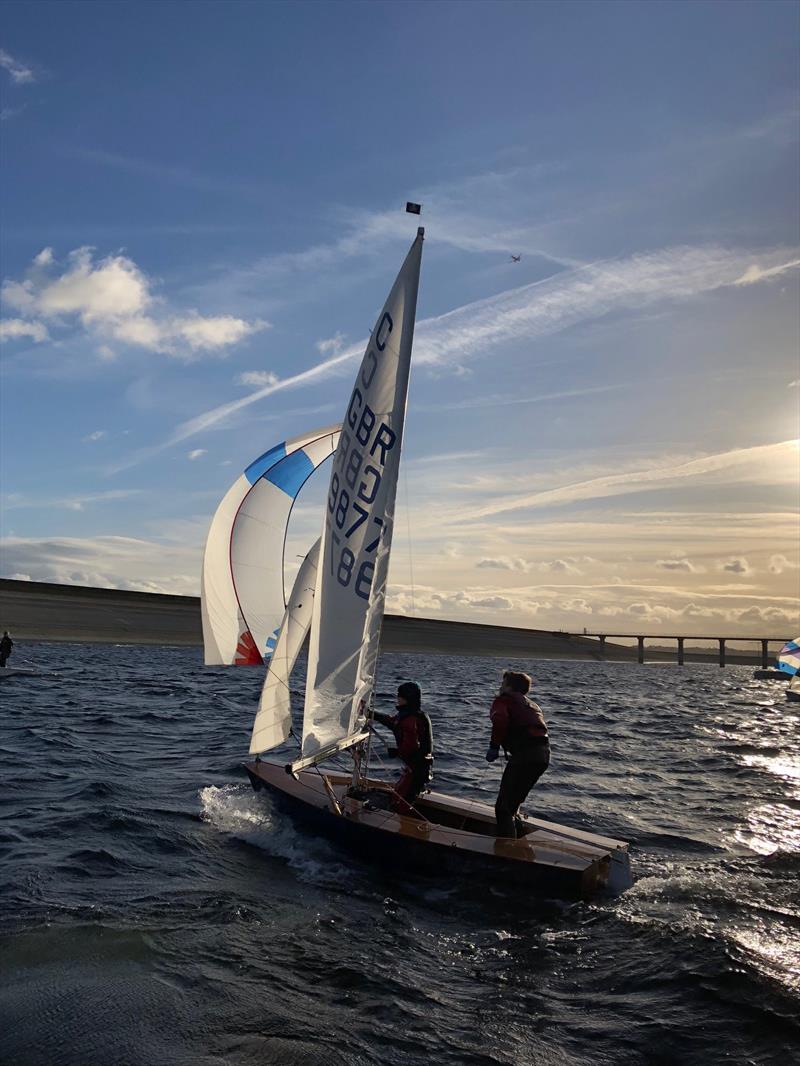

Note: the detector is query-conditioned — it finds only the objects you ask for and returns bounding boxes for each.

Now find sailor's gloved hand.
[485,745,500,763]
[387,747,399,758]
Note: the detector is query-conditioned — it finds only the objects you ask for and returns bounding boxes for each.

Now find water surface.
[1,644,798,1065]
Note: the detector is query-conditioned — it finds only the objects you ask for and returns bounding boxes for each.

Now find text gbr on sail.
[328,311,397,601]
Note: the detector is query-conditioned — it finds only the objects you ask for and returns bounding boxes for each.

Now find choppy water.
[1,644,798,1066]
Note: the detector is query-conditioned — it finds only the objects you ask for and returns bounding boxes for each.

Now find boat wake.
[198,783,353,887]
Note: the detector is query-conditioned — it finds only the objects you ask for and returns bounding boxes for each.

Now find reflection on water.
[728,918,800,993]
[740,753,800,782]
[735,802,800,856]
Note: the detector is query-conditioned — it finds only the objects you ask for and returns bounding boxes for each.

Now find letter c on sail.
[375,311,393,352]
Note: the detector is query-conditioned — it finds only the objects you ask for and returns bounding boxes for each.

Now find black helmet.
[397,681,421,711]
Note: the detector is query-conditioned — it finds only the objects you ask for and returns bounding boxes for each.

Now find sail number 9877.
[328,470,382,600]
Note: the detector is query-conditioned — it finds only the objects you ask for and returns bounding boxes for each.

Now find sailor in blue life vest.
[370,682,434,815]
[0,631,13,668]
[486,670,550,838]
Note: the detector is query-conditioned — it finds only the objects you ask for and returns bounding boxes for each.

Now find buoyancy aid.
[374,708,434,776]
[490,692,548,755]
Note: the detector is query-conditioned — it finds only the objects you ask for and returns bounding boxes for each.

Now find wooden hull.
[244,761,631,898]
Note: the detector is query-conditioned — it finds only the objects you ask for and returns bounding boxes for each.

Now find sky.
[1,0,798,639]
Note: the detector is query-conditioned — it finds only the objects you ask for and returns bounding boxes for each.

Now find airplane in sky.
[510,254,521,262]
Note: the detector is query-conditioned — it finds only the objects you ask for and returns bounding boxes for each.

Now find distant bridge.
[582,632,791,667]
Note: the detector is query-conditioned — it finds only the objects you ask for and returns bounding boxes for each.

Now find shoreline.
[0,578,765,664]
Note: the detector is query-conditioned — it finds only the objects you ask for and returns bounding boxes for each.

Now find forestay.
[301,230,424,758]
[201,425,340,667]
[250,538,321,754]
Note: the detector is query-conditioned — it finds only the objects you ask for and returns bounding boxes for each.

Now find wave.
[198,783,354,887]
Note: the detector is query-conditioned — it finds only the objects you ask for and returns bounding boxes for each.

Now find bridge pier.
[637,636,645,665]
[598,635,606,660]
[719,638,726,668]
[677,637,685,666]
[761,639,769,668]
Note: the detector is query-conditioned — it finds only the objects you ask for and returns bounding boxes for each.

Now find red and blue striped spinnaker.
[777,638,800,676]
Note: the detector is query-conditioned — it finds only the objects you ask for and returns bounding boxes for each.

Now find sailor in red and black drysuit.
[372,681,433,815]
[486,670,550,838]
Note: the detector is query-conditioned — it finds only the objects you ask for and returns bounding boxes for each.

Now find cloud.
[734,260,800,286]
[0,317,49,343]
[82,430,106,443]
[316,332,346,355]
[469,595,513,610]
[0,48,35,84]
[413,246,800,369]
[561,597,593,614]
[476,556,529,571]
[187,449,207,461]
[236,369,280,388]
[2,489,141,512]
[656,557,698,573]
[720,557,751,575]
[769,554,799,575]
[1,104,27,122]
[465,440,799,519]
[1,247,267,358]
[0,535,202,595]
[734,605,796,628]
[69,147,266,199]
[174,313,263,351]
[419,383,631,414]
[387,584,515,615]
[120,243,800,465]
[546,558,583,574]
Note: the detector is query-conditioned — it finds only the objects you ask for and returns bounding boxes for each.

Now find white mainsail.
[249,538,321,754]
[301,230,424,758]
[201,425,340,666]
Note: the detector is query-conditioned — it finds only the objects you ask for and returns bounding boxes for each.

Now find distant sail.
[249,538,320,754]
[777,637,800,676]
[201,425,340,666]
[301,231,424,757]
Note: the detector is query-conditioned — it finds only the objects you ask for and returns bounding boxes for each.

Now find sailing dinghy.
[753,637,799,682]
[778,638,800,701]
[205,228,631,897]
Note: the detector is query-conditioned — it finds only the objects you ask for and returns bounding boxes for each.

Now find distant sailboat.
[778,637,800,701]
[753,637,800,682]
[204,229,631,896]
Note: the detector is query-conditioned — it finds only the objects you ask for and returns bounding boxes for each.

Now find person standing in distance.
[0,631,13,668]
[486,671,550,838]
